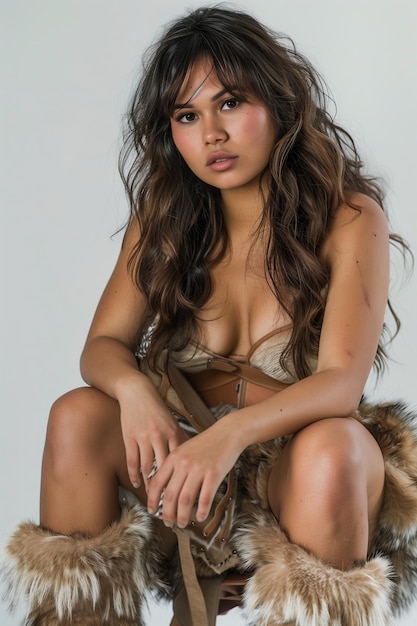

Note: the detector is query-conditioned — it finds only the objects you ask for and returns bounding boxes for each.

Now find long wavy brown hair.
[119,5,409,378]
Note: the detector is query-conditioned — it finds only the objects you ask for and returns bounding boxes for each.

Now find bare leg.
[40,386,147,535]
[5,387,176,624]
[267,416,385,569]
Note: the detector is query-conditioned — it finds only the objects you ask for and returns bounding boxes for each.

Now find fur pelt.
[357,401,417,613]
[1,503,168,625]
[236,514,394,626]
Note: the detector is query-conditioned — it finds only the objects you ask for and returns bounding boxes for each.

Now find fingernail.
[147,507,155,515]
[132,481,140,489]
[177,521,186,529]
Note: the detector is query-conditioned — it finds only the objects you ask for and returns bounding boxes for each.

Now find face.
[170,60,277,196]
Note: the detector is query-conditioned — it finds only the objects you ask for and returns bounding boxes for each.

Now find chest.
[198,253,291,356]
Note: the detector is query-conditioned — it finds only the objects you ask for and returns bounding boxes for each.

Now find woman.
[3,6,417,626]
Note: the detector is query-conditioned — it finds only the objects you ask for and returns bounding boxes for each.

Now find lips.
[206,151,238,166]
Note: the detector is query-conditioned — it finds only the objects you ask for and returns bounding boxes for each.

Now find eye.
[221,98,240,111]
[175,111,197,124]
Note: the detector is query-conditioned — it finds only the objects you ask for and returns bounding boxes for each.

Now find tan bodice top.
[170,325,318,409]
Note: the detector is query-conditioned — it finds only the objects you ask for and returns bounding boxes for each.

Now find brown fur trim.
[238,437,288,510]
[357,401,417,532]
[1,504,168,625]
[235,515,394,626]
[357,401,417,613]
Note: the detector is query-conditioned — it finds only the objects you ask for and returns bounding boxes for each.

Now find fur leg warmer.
[236,516,394,626]
[358,401,417,613]
[1,503,167,625]
[236,400,417,622]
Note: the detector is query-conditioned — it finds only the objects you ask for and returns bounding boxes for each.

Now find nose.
[203,115,228,144]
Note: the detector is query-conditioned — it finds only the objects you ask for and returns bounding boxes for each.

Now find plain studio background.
[1,1,416,624]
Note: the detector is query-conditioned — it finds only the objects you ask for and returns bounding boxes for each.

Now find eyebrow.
[172,88,231,111]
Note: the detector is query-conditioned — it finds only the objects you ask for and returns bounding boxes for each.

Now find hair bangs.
[153,11,276,119]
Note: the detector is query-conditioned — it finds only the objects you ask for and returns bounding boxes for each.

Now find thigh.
[267,416,385,538]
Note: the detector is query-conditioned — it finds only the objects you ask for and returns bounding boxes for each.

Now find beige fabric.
[170,325,316,384]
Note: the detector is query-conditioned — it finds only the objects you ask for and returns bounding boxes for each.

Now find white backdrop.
[1,1,416,624]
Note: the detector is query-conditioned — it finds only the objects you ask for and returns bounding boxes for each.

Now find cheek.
[171,131,195,167]
[170,123,186,156]
[238,111,276,145]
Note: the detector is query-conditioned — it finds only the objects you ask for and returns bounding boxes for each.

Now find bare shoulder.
[321,192,389,263]
[121,217,142,254]
[83,216,147,350]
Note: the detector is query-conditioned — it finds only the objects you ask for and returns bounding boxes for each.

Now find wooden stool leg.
[218,572,249,615]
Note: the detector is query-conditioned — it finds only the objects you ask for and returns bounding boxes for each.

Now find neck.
[220,185,265,237]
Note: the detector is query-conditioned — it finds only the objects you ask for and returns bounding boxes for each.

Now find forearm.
[222,367,365,451]
[80,335,149,401]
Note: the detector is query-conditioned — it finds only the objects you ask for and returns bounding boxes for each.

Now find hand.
[118,374,188,490]
[146,419,242,528]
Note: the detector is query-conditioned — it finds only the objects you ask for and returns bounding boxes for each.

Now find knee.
[43,388,110,478]
[285,419,367,518]
[47,388,90,443]
[269,418,384,567]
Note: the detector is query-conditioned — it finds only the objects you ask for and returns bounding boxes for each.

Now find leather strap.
[175,530,210,626]
[166,359,216,431]
[207,357,289,391]
[185,357,290,409]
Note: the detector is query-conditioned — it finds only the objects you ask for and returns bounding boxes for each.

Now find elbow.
[79,344,90,383]
[327,394,361,420]
[79,336,98,384]
[333,383,363,418]
[319,369,364,418]
[340,398,361,418]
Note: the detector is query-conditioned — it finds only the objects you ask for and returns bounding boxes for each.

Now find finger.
[139,443,156,492]
[176,474,204,529]
[153,441,170,473]
[147,462,176,522]
[125,438,141,489]
[159,471,190,528]
[195,474,220,523]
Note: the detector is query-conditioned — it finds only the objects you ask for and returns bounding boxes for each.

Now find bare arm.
[228,193,390,445]
[80,221,187,488]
